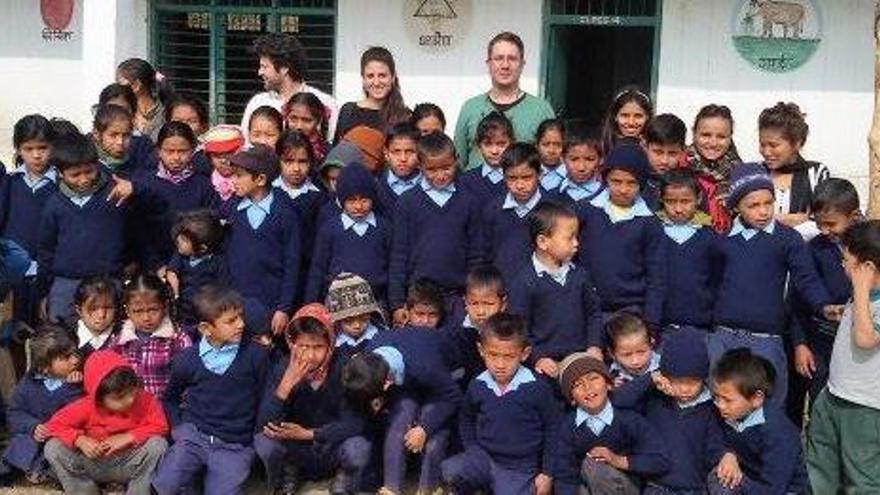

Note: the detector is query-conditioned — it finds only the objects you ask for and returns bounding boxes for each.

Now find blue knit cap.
[659,327,709,379]
[336,162,377,203]
[726,162,774,210]
[603,143,650,187]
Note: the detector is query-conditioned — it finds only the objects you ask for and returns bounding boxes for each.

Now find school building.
[0,0,873,194]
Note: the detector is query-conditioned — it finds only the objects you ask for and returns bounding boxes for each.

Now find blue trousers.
[384,396,449,492]
[152,423,254,495]
[441,447,535,494]
[708,327,788,410]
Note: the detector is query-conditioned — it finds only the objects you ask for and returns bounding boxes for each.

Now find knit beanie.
[602,143,651,187]
[325,272,382,323]
[336,163,377,204]
[202,125,245,155]
[342,125,385,173]
[659,327,709,379]
[558,352,611,402]
[290,302,334,345]
[322,141,363,173]
[726,162,774,210]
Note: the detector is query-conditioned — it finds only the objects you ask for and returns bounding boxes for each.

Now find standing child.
[605,312,660,387]
[536,118,566,191]
[94,83,156,173]
[807,220,880,493]
[460,111,513,206]
[441,313,559,495]
[553,353,669,495]
[377,123,422,217]
[576,143,667,330]
[73,276,120,360]
[403,278,445,329]
[44,350,168,495]
[601,87,653,153]
[642,113,687,211]
[153,286,269,495]
[410,103,446,136]
[2,329,82,484]
[558,126,604,203]
[249,105,284,150]
[284,91,330,163]
[91,104,140,179]
[325,272,386,362]
[111,273,191,397]
[202,125,245,203]
[164,92,211,175]
[508,202,604,377]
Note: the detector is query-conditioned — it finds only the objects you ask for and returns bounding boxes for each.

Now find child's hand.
[534,358,559,378]
[852,263,878,297]
[716,452,743,489]
[392,308,408,327]
[377,487,397,495]
[588,446,629,470]
[263,421,314,441]
[651,371,674,396]
[534,473,553,495]
[75,435,107,459]
[270,310,290,335]
[822,304,845,322]
[794,344,816,379]
[66,371,83,383]
[32,424,49,443]
[106,175,134,207]
[585,346,604,361]
[100,433,134,456]
[163,270,180,300]
[403,425,427,453]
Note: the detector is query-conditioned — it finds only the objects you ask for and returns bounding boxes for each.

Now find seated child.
[536,118,566,191]
[325,272,385,362]
[377,123,422,217]
[712,349,809,494]
[807,219,880,493]
[642,114,687,211]
[460,111,512,205]
[44,350,168,495]
[202,125,245,202]
[558,125,603,203]
[508,202,603,377]
[72,276,120,360]
[553,353,669,495]
[605,311,660,388]
[404,278,445,329]
[658,168,717,331]
[576,143,667,329]
[305,163,391,305]
[2,328,82,484]
[441,313,559,495]
[111,273,191,397]
[153,285,269,495]
[255,303,371,494]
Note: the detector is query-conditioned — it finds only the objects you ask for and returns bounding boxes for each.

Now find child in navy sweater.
[536,118,566,191]
[712,349,809,494]
[558,125,603,203]
[224,144,302,335]
[389,132,483,326]
[553,353,669,495]
[642,114,687,211]
[441,313,559,495]
[72,276,120,360]
[658,168,717,331]
[2,329,82,484]
[325,273,386,361]
[508,202,603,377]
[90,104,142,179]
[154,286,269,495]
[403,278,445,329]
[305,163,390,305]
[377,123,421,217]
[710,163,837,410]
[605,312,660,388]
[460,111,512,206]
[576,143,667,329]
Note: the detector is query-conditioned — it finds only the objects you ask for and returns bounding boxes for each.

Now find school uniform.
[75,320,117,361]
[154,339,269,495]
[376,169,421,219]
[558,177,603,203]
[167,253,228,327]
[459,163,507,206]
[334,322,382,363]
[442,315,483,389]
[660,213,718,330]
[540,164,567,192]
[441,366,560,494]
[576,190,667,329]
[274,178,329,302]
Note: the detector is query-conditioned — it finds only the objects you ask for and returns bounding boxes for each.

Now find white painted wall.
[655,0,875,195]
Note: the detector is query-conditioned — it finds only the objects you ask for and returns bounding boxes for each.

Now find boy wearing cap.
[305,164,391,305]
[553,353,669,495]
[710,162,838,410]
[202,125,245,202]
[225,144,302,336]
[325,272,386,363]
[575,143,667,330]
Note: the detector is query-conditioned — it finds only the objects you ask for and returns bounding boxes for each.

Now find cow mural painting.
[731,0,822,73]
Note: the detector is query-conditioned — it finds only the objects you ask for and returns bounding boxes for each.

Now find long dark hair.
[117,58,174,105]
[360,47,410,128]
[600,86,653,153]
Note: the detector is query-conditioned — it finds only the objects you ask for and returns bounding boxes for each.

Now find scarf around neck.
[59,169,108,200]
[686,142,741,193]
[94,140,130,170]
[157,163,194,185]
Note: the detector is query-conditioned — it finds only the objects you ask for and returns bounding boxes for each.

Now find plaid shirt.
[111,317,192,397]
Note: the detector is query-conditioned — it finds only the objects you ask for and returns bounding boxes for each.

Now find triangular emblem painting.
[413,0,458,19]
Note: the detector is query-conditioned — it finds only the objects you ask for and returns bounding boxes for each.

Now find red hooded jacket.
[45,350,168,449]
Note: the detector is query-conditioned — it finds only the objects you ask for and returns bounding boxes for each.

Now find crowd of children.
[0,36,875,495]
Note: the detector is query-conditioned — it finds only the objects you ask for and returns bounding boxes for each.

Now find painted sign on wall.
[40,0,76,42]
[403,0,472,53]
[731,0,822,73]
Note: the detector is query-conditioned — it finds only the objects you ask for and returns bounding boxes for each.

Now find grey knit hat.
[325,272,383,323]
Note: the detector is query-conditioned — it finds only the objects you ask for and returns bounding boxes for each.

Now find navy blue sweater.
[366,329,463,435]
[167,253,228,325]
[662,228,718,328]
[6,375,82,438]
[459,167,506,206]
[388,185,483,308]
[375,170,419,219]
[162,341,269,445]
[576,203,667,326]
[791,234,851,346]
[256,352,345,430]
[721,407,809,495]
[442,323,483,388]
[304,212,391,304]
[0,174,58,257]
[508,262,604,358]
[459,370,560,473]
[713,223,830,335]
[553,405,670,495]
[224,193,302,313]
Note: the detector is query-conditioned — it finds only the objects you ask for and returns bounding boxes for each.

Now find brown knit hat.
[558,353,611,402]
[325,273,383,323]
[342,125,385,173]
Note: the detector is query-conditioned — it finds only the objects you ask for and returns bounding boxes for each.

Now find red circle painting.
[40,0,75,31]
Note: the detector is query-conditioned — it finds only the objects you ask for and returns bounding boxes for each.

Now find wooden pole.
[868,0,880,218]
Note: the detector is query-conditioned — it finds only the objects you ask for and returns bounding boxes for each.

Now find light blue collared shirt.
[41,376,64,392]
[237,192,274,230]
[727,406,766,433]
[541,165,567,191]
[335,323,378,348]
[462,315,476,329]
[387,171,421,196]
[14,166,57,193]
[373,346,405,385]
[532,253,574,286]
[481,163,504,185]
[728,217,776,241]
[663,224,700,245]
[560,178,601,202]
[476,366,535,396]
[188,254,213,268]
[575,400,615,436]
[273,177,320,200]
[678,385,713,409]
[589,189,653,224]
[421,177,456,208]
[69,195,93,208]
[610,351,662,382]
[502,191,542,218]
[198,337,240,375]
[341,211,377,237]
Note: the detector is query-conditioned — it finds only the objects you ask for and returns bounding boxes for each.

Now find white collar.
[117,316,177,345]
[476,366,535,396]
[76,320,113,350]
